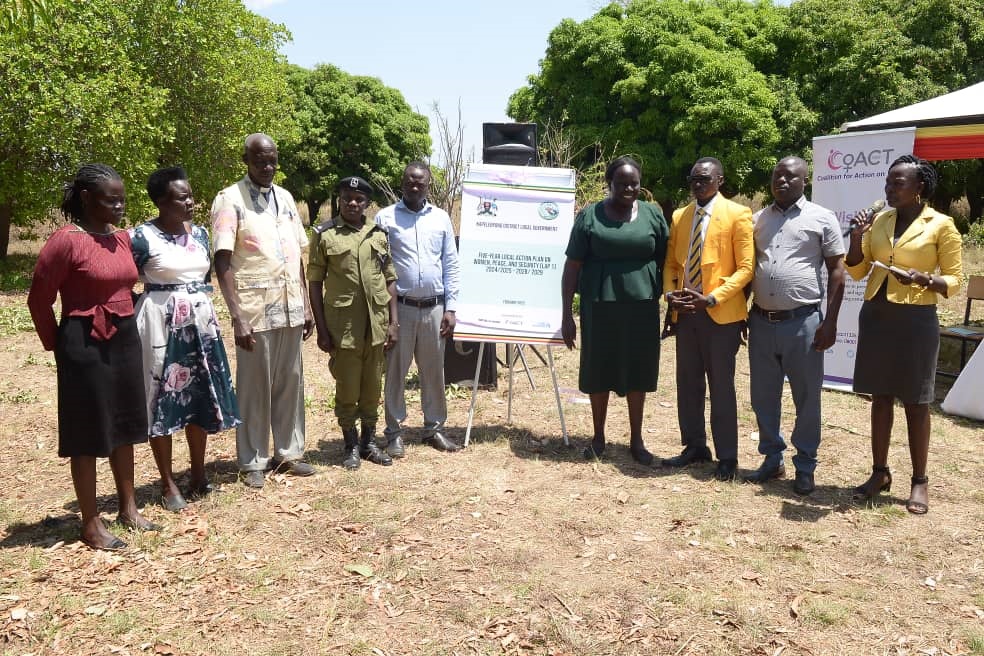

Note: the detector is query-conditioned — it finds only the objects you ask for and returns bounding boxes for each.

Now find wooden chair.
[939,274,984,379]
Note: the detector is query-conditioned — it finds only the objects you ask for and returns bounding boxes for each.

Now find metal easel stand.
[463,342,569,447]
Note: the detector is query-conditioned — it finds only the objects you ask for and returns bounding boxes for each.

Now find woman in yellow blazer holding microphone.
[845,155,962,514]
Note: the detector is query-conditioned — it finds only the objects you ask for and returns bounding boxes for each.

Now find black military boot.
[341,427,361,470]
[360,423,392,466]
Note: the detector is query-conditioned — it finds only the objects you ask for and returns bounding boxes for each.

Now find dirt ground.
[1,232,982,656]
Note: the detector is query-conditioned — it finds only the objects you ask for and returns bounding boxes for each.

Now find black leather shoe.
[793,470,815,495]
[386,435,405,459]
[341,427,361,470]
[714,459,738,481]
[743,460,786,483]
[662,444,713,467]
[423,432,462,452]
[359,424,393,466]
[270,458,316,476]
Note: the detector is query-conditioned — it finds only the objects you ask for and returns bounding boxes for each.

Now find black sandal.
[852,465,892,500]
[583,437,606,460]
[906,476,929,515]
[629,445,654,467]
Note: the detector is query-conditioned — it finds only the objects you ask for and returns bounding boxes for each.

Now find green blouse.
[565,200,668,302]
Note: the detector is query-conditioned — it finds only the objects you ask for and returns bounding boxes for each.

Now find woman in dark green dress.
[561,156,669,465]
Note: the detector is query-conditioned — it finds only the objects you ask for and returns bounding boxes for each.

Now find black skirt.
[853,285,938,404]
[55,316,149,457]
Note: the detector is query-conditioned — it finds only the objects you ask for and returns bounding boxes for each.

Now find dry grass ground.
[1,229,982,656]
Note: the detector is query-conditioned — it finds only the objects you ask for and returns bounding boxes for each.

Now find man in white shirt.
[211,133,315,488]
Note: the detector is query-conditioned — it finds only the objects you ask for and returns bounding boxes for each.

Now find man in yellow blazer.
[661,157,754,481]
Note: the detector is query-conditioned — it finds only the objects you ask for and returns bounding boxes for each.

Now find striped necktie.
[687,207,707,291]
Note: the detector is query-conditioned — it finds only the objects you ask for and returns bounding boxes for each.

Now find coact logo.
[825,148,895,174]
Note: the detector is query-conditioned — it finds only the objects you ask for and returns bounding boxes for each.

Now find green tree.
[278,64,431,221]
[0,0,169,257]
[126,0,296,213]
[508,0,791,209]
[0,0,294,257]
[779,0,984,220]
[0,0,49,32]
[780,0,984,134]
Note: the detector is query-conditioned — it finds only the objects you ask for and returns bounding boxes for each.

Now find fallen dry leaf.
[789,595,803,619]
[344,563,374,577]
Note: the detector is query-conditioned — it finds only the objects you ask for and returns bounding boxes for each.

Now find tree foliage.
[508,0,790,207]
[0,0,50,33]
[510,0,984,215]
[779,0,984,133]
[0,0,294,256]
[278,64,431,221]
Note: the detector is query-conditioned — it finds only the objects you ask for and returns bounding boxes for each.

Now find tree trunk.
[0,202,12,259]
[306,199,322,226]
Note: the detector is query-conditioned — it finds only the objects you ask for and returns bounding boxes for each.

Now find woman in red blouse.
[28,164,160,551]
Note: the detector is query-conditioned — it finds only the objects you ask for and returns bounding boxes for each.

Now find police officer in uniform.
[308,176,399,469]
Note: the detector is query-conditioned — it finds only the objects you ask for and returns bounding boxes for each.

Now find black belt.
[397,295,443,308]
[751,303,818,323]
[144,282,213,293]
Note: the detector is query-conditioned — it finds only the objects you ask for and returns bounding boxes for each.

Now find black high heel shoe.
[852,465,892,500]
[907,476,929,515]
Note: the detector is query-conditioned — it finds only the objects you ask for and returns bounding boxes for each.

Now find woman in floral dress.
[131,166,240,511]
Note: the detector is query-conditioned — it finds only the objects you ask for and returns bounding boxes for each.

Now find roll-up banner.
[812,127,916,390]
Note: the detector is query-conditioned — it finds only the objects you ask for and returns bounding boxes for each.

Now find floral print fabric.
[130,222,241,436]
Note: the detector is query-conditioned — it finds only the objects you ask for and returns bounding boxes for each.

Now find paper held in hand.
[872,260,910,277]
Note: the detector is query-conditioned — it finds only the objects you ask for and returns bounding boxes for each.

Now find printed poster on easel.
[455,163,576,447]
[455,163,576,345]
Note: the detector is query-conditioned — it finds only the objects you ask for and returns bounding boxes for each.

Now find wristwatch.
[706,294,717,307]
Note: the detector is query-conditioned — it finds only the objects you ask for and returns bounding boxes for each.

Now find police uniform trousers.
[330,321,385,430]
[674,309,742,462]
[383,303,447,439]
[235,325,306,472]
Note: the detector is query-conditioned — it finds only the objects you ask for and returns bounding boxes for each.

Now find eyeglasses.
[686,175,716,184]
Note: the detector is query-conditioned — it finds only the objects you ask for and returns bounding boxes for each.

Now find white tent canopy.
[842,81,984,131]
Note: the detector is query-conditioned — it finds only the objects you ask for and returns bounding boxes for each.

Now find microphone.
[848,199,886,232]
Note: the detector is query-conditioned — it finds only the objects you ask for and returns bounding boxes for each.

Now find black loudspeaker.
[483,123,538,166]
[444,339,498,390]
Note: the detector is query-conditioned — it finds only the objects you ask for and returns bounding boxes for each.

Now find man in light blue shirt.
[375,162,462,456]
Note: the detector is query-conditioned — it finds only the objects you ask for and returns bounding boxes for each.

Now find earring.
[915,193,922,205]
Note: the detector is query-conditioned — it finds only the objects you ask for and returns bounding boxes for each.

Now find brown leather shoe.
[423,432,461,452]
